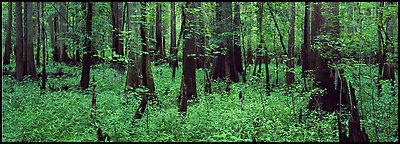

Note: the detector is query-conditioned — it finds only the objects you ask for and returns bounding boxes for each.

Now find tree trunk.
[111,2,124,71]
[25,2,37,78]
[23,3,28,76]
[286,2,295,85]
[233,2,244,74]
[309,2,324,71]
[156,2,163,61]
[53,15,60,62]
[301,2,311,85]
[383,2,395,81]
[211,2,238,83]
[170,2,178,79]
[36,2,41,66]
[59,2,69,62]
[179,2,199,114]
[125,2,140,90]
[80,2,93,89]
[41,2,46,90]
[376,2,384,97]
[4,2,12,65]
[136,2,156,119]
[15,2,24,81]
[308,2,349,112]
[347,2,354,36]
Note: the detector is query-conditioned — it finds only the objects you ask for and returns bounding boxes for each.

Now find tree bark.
[59,2,69,62]
[308,2,349,112]
[80,2,93,89]
[4,2,12,65]
[233,2,244,74]
[25,2,37,78]
[179,2,199,114]
[286,2,295,85]
[383,2,395,81]
[15,2,24,81]
[156,3,164,61]
[170,2,178,80]
[301,2,311,83]
[136,2,156,119]
[125,2,140,90]
[36,2,41,66]
[41,2,47,90]
[111,2,124,71]
[211,2,239,83]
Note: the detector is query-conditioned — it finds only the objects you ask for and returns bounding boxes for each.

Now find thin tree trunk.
[80,2,93,89]
[41,2,46,90]
[170,2,178,79]
[136,2,156,119]
[36,2,41,66]
[3,2,12,65]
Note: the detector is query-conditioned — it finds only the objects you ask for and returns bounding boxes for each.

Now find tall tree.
[15,2,24,81]
[40,2,46,90]
[308,2,349,112]
[376,2,384,97]
[4,2,12,65]
[111,2,124,71]
[125,2,140,90]
[211,2,239,83]
[25,2,37,77]
[170,2,178,79]
[80,2,93,89]
[155,2,164,61]
[383,2,395,81]
[59,2,69,62]
[179,2,199,114]
[233,2,244,75]
[36,2,41,66]
[286,2,295,85]
[301,2,311,90]
[136,2,156,119]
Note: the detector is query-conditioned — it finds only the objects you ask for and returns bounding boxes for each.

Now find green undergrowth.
[2,61,398,142]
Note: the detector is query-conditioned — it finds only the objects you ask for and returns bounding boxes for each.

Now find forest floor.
[2,61,398,142]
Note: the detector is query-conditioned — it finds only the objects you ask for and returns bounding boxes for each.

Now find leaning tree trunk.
[3,2,12,65]
[136,2,156,119]
[25,2,37,78]
[80,2,93,90]
[308,2,350,112]
[179,2,199,115]
[15,2,24,81]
